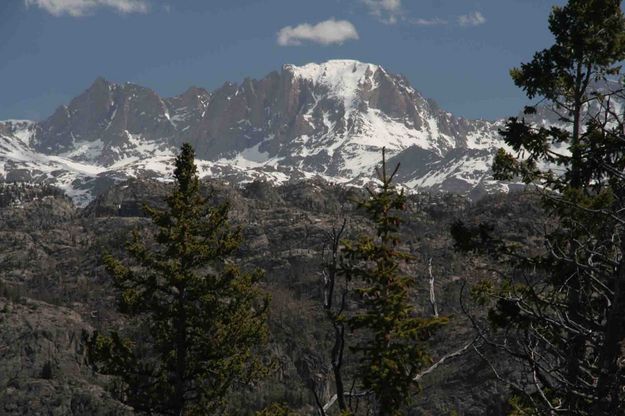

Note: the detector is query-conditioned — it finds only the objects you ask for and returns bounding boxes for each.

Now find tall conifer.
[454,1,625,414]
[87,144,269,415]
[342,150,446,416]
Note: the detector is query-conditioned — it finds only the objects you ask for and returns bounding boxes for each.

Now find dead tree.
[428,257,439,318]
[319,218,349,413]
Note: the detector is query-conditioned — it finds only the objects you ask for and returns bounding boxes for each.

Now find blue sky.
[0,0,565,121]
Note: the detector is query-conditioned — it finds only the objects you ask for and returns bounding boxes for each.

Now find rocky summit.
[0,60,511,205]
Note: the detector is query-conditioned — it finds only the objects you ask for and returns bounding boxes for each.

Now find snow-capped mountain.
[0,60,510,205]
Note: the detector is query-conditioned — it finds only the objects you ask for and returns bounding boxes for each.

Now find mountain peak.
[284,59,380,81]
[180,86,210,97]
[88,76,111,90]
[283,60,382,111]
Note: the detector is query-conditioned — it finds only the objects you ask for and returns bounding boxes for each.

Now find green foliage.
[87,143,269,415]
[507,395,539,416]
[500,0,625,189]
[254,403,298,416]
[468,280,495,307]
[457,1,625,414]
[341,150,447,416]
[510,0,625,101]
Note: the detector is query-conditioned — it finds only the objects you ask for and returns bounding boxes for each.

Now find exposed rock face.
[0,60,511,205]
[35,77,176,165]
[0,297,131,415]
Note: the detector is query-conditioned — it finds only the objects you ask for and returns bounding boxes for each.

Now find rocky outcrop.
[0,297,131,415]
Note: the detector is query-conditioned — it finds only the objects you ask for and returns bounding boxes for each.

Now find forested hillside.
[0,179,541,415]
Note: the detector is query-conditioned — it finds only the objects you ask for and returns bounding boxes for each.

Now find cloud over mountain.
[277,19,359,46]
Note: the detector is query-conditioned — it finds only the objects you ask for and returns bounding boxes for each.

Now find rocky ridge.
[0,60,510,205]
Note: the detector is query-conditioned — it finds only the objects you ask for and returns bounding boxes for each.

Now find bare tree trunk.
[564,67,587,410]
[317,219,349,414]
[428,258,439,318]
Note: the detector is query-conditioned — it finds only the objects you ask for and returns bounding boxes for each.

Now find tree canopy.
[455,1,625,414]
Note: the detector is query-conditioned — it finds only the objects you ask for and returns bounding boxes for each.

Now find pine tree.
[87,143,269,416]
[454,1,625,414]
[341,150,446,416]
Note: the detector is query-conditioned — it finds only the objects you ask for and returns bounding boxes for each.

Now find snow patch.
[286,60,379,113]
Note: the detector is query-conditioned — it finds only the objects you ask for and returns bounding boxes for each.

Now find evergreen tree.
[454,1,625,414]
[341,150,446,416]
[87,143,269,416]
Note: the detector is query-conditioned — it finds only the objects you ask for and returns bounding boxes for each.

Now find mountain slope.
[0,60,510,205]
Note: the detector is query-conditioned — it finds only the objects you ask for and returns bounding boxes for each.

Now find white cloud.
[24,0,149,17]
[277,19,359,46]
[362,0,403,24]
[411,17,448,26]
[458,11,486,27]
